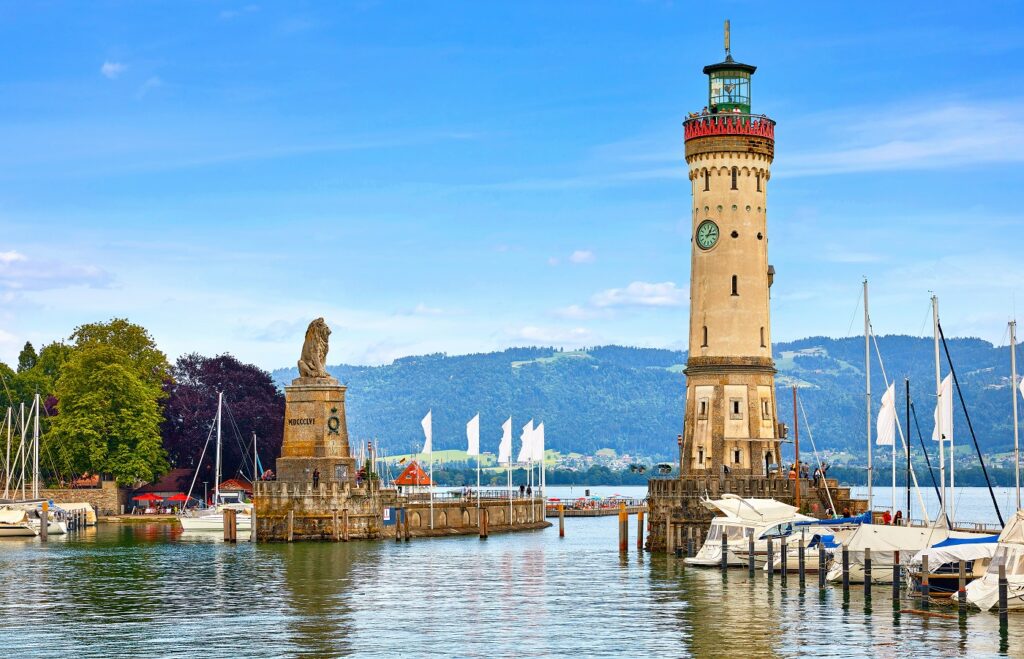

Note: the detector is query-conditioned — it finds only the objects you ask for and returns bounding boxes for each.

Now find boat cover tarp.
[834,524,989,568]
[808,534,840,549]
[0,508,30,524]
[911,534,999,567]
[964,510,1024,611]
[707,497,813,524]
[796,512,871,527]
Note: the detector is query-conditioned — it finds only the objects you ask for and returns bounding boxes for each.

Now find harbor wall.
[645,475,867,553]
[37,480,128,516]
[254,481,549,541]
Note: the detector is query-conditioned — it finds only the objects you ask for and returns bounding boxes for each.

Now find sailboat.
[178,393,252,533]
[0,507,39,537]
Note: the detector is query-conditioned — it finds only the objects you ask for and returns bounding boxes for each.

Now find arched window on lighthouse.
[760,326,766,347]
[731,275,738,296]
[702,325,708,347]
[756,172,762,192]
[704,168,710,191]
[731,167,738,190]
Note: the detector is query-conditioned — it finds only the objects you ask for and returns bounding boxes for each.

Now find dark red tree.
[162,353,284,482]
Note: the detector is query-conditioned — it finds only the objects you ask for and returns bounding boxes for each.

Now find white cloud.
[780,101,1024,177]
[409,303,443,316]
[136,76,163,99]
[569,249,595,264]
[0,251,27,264]
[511,325,593,345]
[100,61,126,79]
[0,252,111,292]
[547,256,560,266]
[591,281,686,308]
[220,4,260,20]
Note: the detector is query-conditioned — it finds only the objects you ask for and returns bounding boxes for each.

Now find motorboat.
[908,534,998,597]
[179,502,253,532]
[685,495,816,567]
[0,508,39,537]
[960,510,1024,611]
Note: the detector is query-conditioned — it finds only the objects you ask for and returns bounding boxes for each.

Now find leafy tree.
[70,318,170,394]
[46,344,167,486]
[163,353,284,481]
[17,342,37,372]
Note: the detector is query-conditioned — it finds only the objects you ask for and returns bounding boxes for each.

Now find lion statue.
[297,317,331,378]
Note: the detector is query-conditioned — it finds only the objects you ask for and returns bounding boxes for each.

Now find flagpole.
[429,448,434,530]
[1012,319,1020,510]
[476,453,480,509]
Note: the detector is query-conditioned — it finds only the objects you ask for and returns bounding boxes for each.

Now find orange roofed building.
[394,461,433,492]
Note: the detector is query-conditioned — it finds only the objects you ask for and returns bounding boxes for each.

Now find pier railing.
[683,113,775,141]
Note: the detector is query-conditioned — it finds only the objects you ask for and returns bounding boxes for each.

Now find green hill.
[272,336,1020,462]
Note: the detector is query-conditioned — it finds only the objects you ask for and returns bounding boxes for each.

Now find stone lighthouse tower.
[679,24,782,477]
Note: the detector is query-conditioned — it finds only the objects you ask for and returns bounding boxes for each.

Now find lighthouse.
[679,23,782,477]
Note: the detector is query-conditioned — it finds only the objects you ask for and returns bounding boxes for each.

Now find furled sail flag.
[1019,374,1024,402]
[466,414,480,457]
[517,419,534,463]
[498,417,513,465]
[421,410,433,454]
[533,422,545,462]
[932,374,953,441]
[876,383,896,446]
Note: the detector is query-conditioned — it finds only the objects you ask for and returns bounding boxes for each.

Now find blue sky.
[1,2,1023,369]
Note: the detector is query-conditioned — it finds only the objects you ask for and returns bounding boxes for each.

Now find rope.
[796,398,835,515]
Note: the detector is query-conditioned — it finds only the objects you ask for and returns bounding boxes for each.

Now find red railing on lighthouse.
[684,113,775,141]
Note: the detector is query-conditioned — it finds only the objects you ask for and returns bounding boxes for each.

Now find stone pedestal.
[275,376,356,485]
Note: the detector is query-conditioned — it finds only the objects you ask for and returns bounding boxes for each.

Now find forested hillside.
[272,336,1020,462]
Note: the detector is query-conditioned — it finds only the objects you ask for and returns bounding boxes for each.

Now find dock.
[545,498,645,518]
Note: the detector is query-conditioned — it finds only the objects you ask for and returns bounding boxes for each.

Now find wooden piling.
[748,532,755,577]
[558,504,565,538]
[863,547,871,598]
[342,509,350,542]
[767,538,774,582]
[403,508,410,542]
[798,538,806,587]
[892,551,901,601]
[251,506,257,543]
[999,562,1008,625]
[721,534,728,571]
[841,547,850,594]
[482,508,489,538]
[958,560,967,613]
[40,502,48,543]
[818,542,826,590]
[287,510,294,543]
[618,503,628,553]
[920,554,929,610]
[687,527,695,558]
[224,508,236,542]
[333,509,340,542]
[780,536,788,587]
[637,509,644,551]
[396,508,403,543]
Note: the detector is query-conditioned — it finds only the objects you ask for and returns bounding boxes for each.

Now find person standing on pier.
[313,469,320,489]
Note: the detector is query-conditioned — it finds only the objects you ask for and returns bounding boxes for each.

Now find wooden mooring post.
[798,537,806,588]
[766,538,774,582]
[780,536,788,587]
[618,503,628,553]
[333,509,340,542]
[999,562,1009,626]
[396,508,403,543]
[687,527,694,558]
[957,560,967,614]
[892,551,901,602]
[558,504,564,538]
[720,534,728,571]
[818,542,826,590]
[636,509,644,551]
[40,502,48,543]
[841,547,850,594]
[403,508,411,542]
[342,509,350,542]
[479,508,489,539]
[223,508,236,542]
[287,510,294,543]
[863,548,872,598]
[920,554,930,610]
[748,532,755,577]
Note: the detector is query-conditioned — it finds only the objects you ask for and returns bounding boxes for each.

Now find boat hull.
[179,514,252,532]
[0,525,39,538]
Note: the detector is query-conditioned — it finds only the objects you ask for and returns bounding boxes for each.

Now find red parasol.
[133,493,164,502]
[166,493,189,502]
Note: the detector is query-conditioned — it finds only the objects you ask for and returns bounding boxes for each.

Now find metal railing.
[684,113,775,141]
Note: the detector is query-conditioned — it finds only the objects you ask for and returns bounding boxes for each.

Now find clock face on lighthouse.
[696,220,719,250]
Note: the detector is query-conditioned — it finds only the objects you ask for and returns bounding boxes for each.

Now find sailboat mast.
[864,279,872,512]
[19,402,25,499]
[932,295,946,526]
[905,379,911,521]
[32,394,39,499]
[214,392,222,505]
[1011,319,1020,510]
[252,431,258,489]
[3,407,10,499]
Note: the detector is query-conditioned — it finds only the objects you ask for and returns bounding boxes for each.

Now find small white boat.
[179,503,253,532]
[686,495,816,567]
[28,518,68,535]
[961,510,1024,611]
[0,508,40,538]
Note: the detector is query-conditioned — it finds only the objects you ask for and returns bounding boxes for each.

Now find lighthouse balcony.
[684,113,775,141]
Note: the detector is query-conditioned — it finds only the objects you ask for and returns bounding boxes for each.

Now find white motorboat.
[179,503,253,532]
[28,517,68,535]
[0,508,39,537]
[960,510,1024,611]
[685,495,816,567]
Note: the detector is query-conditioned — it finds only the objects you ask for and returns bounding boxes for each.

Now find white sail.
[498,417,513,465]
[421,410,433,454]
[533,422,545,462]
[875,383,896,446]
[466,414,480,456]
[1019,373,1024,401]
[932,374,953,442]
[517,419,534,463]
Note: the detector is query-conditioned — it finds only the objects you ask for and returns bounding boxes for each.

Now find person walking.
[312,469,320,489]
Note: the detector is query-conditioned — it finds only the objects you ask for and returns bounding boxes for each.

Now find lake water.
[0,486,1021,657]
